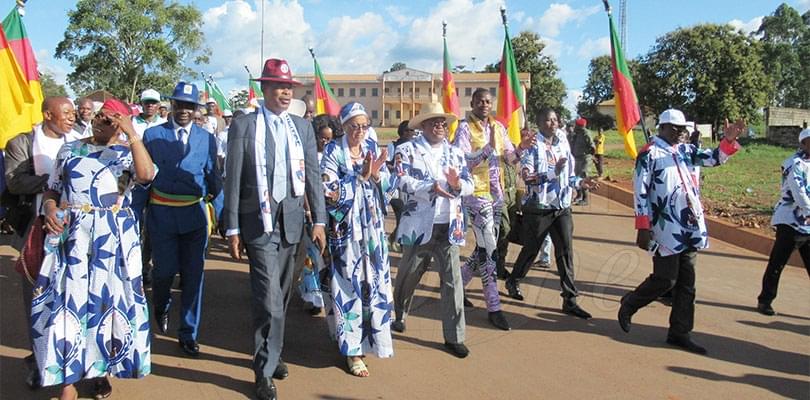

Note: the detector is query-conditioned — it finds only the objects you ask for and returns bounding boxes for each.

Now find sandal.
[93,377,112,399]
[346,357,369,377]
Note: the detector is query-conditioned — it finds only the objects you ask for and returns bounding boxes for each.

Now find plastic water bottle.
[44,210,64,253]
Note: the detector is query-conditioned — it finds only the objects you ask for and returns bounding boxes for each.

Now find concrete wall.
[766,107,810,147]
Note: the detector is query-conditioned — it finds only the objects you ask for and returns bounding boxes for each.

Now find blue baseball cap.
[168,82,203,106]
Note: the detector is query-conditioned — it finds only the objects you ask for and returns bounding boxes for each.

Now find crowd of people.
[2,56,807,400]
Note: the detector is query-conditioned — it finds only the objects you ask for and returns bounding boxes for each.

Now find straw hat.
[408,102,457,129]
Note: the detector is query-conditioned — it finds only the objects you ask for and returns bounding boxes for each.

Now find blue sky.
[14,0,809,112]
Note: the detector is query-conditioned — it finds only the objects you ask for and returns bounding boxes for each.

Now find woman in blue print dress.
[320,102,397,377]
[32,98,156,400]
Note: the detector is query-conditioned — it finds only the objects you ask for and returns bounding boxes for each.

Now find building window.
[384,110,390,119]
[338,88,344,97]
[490,87,497,96]
[360,88,366,97]
[372,88,379,96]
[384,87,390,95]
[371,110,378,119]
[415,88,420,96]
[396,110,401,119]
[464,87,472,97]
[455,88,459,97]
[349,88,356,97]
[306,90,312,96]
[397,87,402,94]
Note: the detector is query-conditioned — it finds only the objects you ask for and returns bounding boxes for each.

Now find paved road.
[1,194,808,399]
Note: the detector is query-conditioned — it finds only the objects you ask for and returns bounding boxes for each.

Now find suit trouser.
[460,201,502,312]
[510,207,580,306]
[623,249,697,338]
[574,156,590,202]
[151,226,208,342]
[389,198,405,243]
[758,224,810,305]
[244,229,297,380]
[394,224,465,344]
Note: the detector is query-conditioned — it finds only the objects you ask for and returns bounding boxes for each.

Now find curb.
[592,181,802,267]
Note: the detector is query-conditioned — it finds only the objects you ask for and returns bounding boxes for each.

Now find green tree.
[576,55,642,130]
[39,71,69,98]
[756,3,809,107]
[635,24,769,129]
[55,0,210,103]
[388,62,407,72]
[229,88,249,109]
[485,31,568,122]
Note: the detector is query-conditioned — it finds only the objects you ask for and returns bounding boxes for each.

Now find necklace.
[349,146,363,159]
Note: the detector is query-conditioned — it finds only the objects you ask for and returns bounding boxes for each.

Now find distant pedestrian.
[570,118,594,205]
[756,128,810,316]
[593,127,605,177]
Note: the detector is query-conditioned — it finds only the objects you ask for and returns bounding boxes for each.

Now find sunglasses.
[347,123,370,132]
[93,113,114,126]
[430,120,448,128]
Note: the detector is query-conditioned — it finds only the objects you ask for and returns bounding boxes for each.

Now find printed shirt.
[634,135,740,256]
[452,116,520,208]
[520,129,581,211]
[771,150,810,234]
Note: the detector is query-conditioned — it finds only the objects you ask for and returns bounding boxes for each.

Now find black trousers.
[623,249,697,338]
[389,198,405,243]
[496,200,519,278]
[758,224,810,305]
[510,207,579,306]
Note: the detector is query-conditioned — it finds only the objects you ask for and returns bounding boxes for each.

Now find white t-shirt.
[132,114,167,138]
[32,125,68,213]
[430,144,451,223]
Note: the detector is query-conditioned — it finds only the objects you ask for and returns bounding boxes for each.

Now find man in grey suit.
[222,58,327,400]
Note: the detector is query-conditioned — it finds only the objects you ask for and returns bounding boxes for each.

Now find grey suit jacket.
[222,109,327,244]
[4,132,48,196]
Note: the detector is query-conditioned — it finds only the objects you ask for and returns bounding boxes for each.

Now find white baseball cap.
[685,121,695,134]
[799,128,810,144]
[223,109,233,117]
[206,98,217,104]
[658,109,687,126]
[140,89,161,102]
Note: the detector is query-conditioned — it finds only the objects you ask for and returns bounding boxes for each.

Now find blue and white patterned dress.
[31,141,151,386]
[320,136,397,358]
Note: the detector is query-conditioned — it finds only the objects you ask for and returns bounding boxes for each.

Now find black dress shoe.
[443,342,470,358]
[757,302,775,316]
[505,279,524,301]
[666,335,707,355]
[391,320,406,333]
[562,304,592,319]
[618,303,633,333]
[255,377,277,400]
[178,339,200,357]
[488,311,511,331]
[463,296,474,308]
[155,311,169,334]
[273,359,288,380]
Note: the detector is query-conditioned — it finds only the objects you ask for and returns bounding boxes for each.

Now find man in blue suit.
[141,82,223,356]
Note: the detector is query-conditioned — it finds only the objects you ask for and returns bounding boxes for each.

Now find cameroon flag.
[1,6,41,148]
[248,77,262,106]
[442,35,461,142]
[312,56,340,116]
[608,12,640,159]
[495,25,524,145]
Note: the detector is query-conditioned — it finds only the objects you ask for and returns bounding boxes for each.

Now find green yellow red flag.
[495,24,525,145]
[312,56,340,116]
[607,12,640,159]
[1,6,42,148]
[442,32,461,142]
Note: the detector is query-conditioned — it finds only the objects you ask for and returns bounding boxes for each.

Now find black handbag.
[0,189,34,237]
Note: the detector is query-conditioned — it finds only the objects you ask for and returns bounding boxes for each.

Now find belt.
[69,204,131,213]
[148,188,217,236]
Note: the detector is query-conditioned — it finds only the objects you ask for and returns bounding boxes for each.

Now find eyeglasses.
[93,113,113,125]
[347,123,370,132]
[430,121,448,128]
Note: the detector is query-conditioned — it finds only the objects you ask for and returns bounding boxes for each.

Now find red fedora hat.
[252,58,301,85]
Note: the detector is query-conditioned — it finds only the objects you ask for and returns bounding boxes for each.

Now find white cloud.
[391,0,507,72]
[35,48,72,93]
[577,36,610,59]
[541,36,563,59]
[537,3,601,38]
[728,16,763,35]
[796,0,810,13]
[201,0,313,82]
[315,12,397,74]
[385,5,411,27]
[564,89,582,116]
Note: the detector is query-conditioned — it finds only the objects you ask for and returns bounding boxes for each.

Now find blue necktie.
[177,128,187,154]
[272,118,287,202]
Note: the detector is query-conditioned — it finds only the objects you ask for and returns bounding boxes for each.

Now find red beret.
[575,118,587,127]
[101,98,132,117]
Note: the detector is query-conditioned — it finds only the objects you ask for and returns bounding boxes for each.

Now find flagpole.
[602,0,649,144]
[260,0,265,63]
